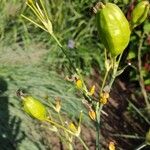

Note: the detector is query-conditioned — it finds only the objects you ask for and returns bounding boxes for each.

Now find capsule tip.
[93,2,105,14]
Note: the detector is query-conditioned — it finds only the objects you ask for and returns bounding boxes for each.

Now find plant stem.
[95,122,100,150]
[58,113,73,150]
[51,33,77,74]
[128,100,150,125]
[46,119,88,150]
[137,32,150,113]
[45,118,73,135]
[96,67,110,115]
[109,53,123,88]
[95,54,123,149]
[110,133,145,139]
[78,136,89,150]
[100,69,110,95]
[95,104,103,150]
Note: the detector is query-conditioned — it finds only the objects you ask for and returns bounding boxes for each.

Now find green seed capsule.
[131,1,150,29]
[22,96,47,120]
[95,2,131,57]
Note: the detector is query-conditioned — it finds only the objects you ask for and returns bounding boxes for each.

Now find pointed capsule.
[88,109,96,121]
[131,1,150,29]
[22,96,48,120]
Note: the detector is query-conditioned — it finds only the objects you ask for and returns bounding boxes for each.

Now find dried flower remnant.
[88,85,95,96]
[68,122,80,137]
[68,39,75,49]
[100,92,109,104]
[54,97,61,113]
[76,79,83,90]
[109,141,116,150]
[88,109,96,121]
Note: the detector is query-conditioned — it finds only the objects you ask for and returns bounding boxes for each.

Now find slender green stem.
[137,32,150,112]
[109,54,122,88]
[95,104,103,150]
[128,100,150,125]
[108,57,117,88]
[95,55,111,149]
[100,69,110,95]
[27,3,45,22]
[95,122,100,150]
[46,118,88,150]
[76,69,93,103]
[45,119,73,135]
[95,53,123,149]
[96,67,110,114]
[110,134,145,139]
[21,14,47,32]
[58,113,65,126]
[58,113,73,150]
[39,0,49,20]
[51,33,77,74]
[78,136,89,150]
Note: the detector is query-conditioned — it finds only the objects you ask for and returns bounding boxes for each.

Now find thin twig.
[110,133,145,140]
[137,32,150,112]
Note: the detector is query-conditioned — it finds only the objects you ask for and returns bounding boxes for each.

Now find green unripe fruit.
[22,96,47,120]
[131,1,149,29]
[95,2,131,57]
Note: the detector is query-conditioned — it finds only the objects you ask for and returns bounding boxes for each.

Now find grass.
[0,35,95,148]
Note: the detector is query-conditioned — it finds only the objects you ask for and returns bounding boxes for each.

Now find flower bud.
[22,96,47,120]
[131,1,150,29]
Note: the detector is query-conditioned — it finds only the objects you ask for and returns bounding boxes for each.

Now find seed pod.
[95,2,131,57]
[22,96,47,120]
[131,1,150,29]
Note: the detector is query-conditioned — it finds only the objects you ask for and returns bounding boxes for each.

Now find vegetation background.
[0,0,150,149]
